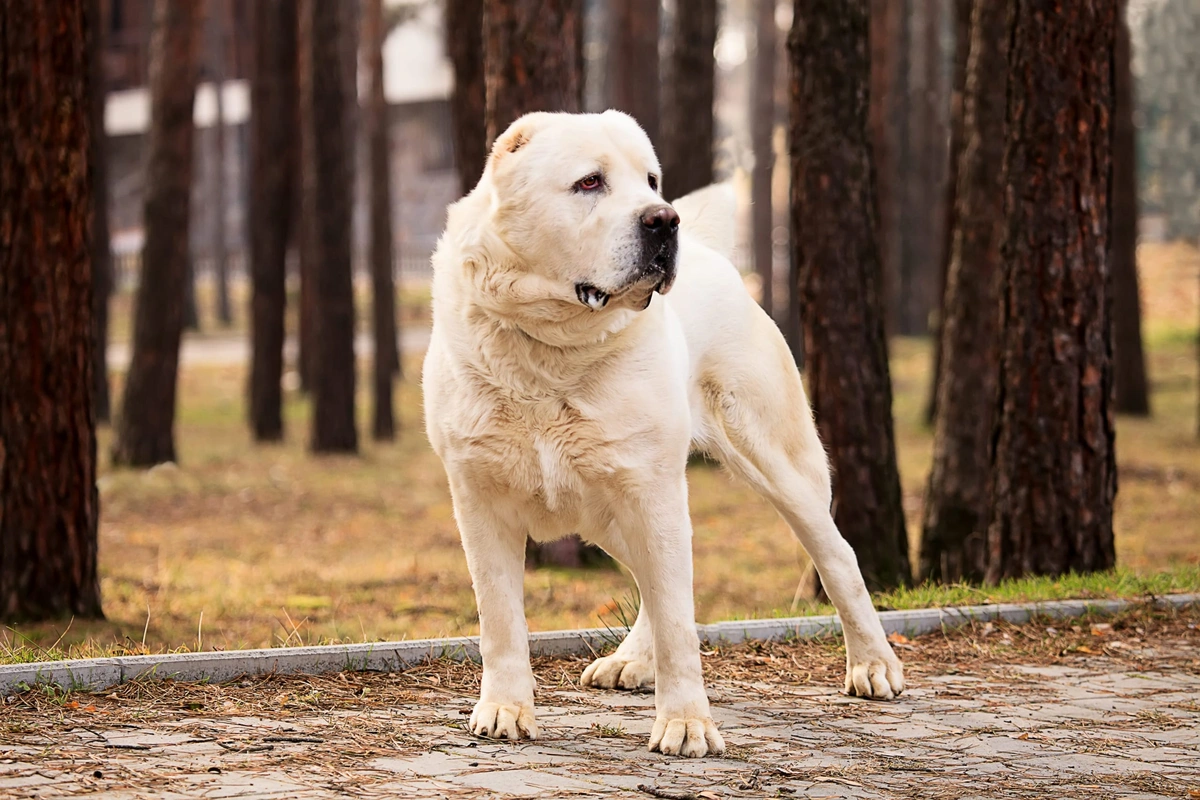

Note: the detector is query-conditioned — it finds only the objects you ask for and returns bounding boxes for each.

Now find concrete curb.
[3,593,1195,694]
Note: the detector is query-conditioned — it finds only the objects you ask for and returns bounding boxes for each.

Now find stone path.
[3,614,1199,799]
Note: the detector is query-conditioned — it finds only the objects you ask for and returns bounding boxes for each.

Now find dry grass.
[2,244,1198,662]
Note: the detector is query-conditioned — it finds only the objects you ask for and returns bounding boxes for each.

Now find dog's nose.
[640,205,680,234]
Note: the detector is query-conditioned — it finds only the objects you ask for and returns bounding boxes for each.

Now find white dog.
[423,111,904,758]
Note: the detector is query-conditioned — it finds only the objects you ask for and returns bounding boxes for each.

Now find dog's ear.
[488,112,552,170]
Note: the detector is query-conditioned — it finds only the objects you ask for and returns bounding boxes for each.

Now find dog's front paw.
[649,715,724,758]
[469,700,538,740]
[845,649,905,700]
[581,653,655,690]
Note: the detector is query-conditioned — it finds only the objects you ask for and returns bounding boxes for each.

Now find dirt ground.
[3,604,1199,798]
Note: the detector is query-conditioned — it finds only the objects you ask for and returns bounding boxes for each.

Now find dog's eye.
[648,174,658,192]
[575,174,603,192]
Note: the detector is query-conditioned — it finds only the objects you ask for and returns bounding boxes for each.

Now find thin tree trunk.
[919,0,1007,584]
[365,0,398,441]
[986,0,1117,583]
[183,259,200,330]
[751,0,777,318]
[248,0,298,442]
[663,0,716,199]
[484,0,605,569]
[301,0,358,453]
[608,0,660,148]
[1112,1,1150,416]
[89,0,113,424]
[446,0,487,195]
[210,0,232,327]
[789,0,911,595]
[297,6,315,393]
[112,0,204,468]
[924,0,972,427]
[872,0,908,336]
[0,0,104,620]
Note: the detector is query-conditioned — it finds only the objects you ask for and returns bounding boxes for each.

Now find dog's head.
[476,111,678,316]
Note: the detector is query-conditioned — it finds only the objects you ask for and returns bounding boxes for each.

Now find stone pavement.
[3,619,1199,799]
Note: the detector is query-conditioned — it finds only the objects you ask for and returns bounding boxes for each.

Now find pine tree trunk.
[365,0,398,441]
[300,0,358,453]
[789,0,911,594]
[248,0,298,442]
[871,0,908,336]
[608,0,659,148]
[484,0,606,569]
[663,0,716,199]
[919,0,1007,584]
[0,0,104,621]
[751,0,777,319]
[924,0,972,427]
[446,0,487,195]
[210,0,232,327]
[986,0,1117,583]
[89,0,113,425]
[1111,1,1150,417]
[296,5,315,394]
[112,0,204,468]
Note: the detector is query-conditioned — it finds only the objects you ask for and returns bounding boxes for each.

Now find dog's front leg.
[451,487,538,741]
[611,483,724,758]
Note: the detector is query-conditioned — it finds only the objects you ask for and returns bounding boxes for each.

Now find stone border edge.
[3,593,1195,694]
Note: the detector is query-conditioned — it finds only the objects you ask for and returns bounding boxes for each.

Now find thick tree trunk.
[0,0,104,621]
[919,0,1007,584]
[1111,2,1150,417]
[89,0,113,425]
[484,0,604,569]
[484,0,583,148]
[789,0,911,595]
[300,0,358,453]
[986,0,1117,583]
[924,0,972,427]
[870,0,908,337]
[209,0,232,327]
[663,0,716,200]
[608,0,659,148]
[365,0,398,441]
[446,0,487,195]
[751,0,777,318]
[112,0,204,468]
[248,0,298,442]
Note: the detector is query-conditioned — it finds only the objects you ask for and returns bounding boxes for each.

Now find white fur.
[423,111,903,758]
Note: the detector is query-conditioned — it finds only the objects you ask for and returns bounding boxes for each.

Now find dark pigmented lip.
[575,283,610,310]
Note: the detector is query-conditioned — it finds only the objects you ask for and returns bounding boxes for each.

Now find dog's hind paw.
[469,700,538,740]
[649,715,725,758]
[844,651,905,701]
[581,654,655,690]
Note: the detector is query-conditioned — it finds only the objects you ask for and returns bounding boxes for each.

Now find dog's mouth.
[575,283,610,311]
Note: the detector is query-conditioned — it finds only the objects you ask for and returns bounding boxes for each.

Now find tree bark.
[484,0,583,148]
[209,0,232,327]
[300,0,358,453]
[919,0,1007,584]
[789,0,911,595]
[0,0,104,620]
[751,0,777,318]
[112,0,204,468]
[608,0,659,149]
[88,0,113,424]
[924,0,972,427]
[365,0,398,441]
[446,0,487,195]
[870,0,909,338]
[986,0,1117,583]
[1111,1,1150,416]
[663,0,716,200]
[248,0,298,442]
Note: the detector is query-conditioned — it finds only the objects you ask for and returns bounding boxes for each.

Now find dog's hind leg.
[581,567,656,690]
[696,329,904,701]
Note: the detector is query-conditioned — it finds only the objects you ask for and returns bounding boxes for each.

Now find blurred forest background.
[1,0,1198,657]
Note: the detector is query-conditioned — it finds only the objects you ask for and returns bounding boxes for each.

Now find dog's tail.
[671,183,736,261]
